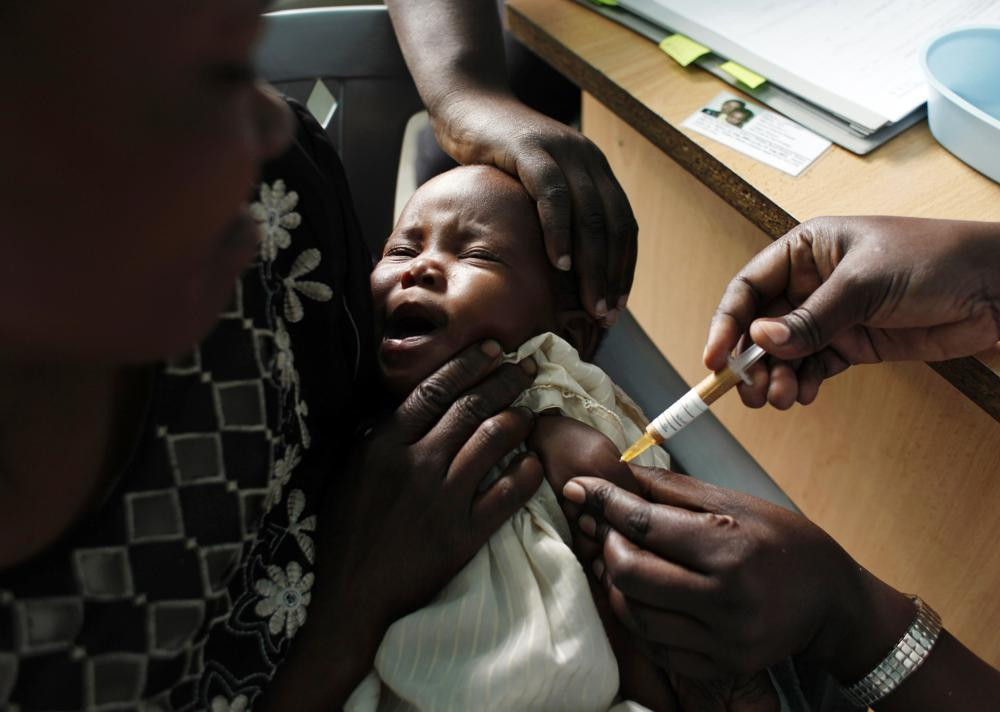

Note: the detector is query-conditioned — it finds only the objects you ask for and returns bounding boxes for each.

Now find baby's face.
[371,167,556,396]
[726,109,750,126]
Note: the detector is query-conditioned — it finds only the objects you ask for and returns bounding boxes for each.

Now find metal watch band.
[841,596,942,708]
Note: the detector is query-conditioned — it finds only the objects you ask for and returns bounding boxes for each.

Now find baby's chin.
[377,327,548,401]
[379,367,430,402]
[377,342,454,401]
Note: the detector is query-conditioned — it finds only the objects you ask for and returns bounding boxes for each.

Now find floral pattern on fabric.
[185,100,376,711]
[251,179,302,262]
[253,561,313,639]
[283,249,334,323]
[264,444,301,512]
[0,101,376,712]
[211,694,250,712]
[285,489,317,565]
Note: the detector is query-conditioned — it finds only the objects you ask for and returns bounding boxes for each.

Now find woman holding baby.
[0,1,632,709]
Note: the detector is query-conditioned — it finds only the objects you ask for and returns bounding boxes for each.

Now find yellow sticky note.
[658,34,711,67]
[719,60,767,89]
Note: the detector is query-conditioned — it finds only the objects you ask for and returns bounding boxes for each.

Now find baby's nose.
[402,257,445,290]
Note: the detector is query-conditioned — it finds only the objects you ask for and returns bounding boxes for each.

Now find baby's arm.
[527,412,647,502]
[529,415,781,712]
[529,414,679,712]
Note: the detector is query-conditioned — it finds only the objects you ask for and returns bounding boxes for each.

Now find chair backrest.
[256,6,424,257]
[594,311,798,512]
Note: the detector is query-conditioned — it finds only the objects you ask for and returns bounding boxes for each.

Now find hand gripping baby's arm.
[528,415,781,712]
[529,414,680,712]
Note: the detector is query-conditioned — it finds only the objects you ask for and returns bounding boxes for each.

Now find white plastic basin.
[921,26,1000,183]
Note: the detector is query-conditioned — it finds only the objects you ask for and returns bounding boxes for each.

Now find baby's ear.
[556,308,602,361]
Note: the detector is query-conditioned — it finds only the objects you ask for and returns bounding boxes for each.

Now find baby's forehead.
[417,166,531,211]
[398,167,538,240]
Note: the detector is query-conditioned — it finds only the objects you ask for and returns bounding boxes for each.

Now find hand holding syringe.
[620,343,766,462]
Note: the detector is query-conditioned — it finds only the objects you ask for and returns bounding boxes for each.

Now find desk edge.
[507,3,1000,423]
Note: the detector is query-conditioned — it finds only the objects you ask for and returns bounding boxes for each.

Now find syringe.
[620,343,767,462]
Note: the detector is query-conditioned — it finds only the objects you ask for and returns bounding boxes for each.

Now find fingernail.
[563,481,585,504]
[592,558,605,579]
[556,255,572,271]
[520,357,537,375]
[604,309,619,327]
[579,514,597,537]
[595,299,608,318]
[481,339,501,357]
[758,320,791,346]
[617,295,628,311]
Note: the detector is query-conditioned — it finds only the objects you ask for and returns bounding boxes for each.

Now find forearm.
[824,569,1000,712]
[256,510,390,711]
[256,594,385,711]
[385,0,513,115]
[960,219,1000,310]
[872,631,1000,712]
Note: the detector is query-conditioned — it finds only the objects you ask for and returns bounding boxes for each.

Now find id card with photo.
[682,92,831,176]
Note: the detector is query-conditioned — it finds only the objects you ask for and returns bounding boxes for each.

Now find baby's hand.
[673,672,780,712]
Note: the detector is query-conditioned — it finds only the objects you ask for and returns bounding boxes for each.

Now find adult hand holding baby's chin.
[263,341,542,709]
[431,91,638,326]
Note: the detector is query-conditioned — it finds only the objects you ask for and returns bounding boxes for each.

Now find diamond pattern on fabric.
[149,602,206,655]
[164,349,201,377]
[86,653,147,707]
[15,598,84,654]
[167,434,225,485]
[0,100,376,711]
[213,381,267,431]
[74,549,134,600]
[127,490,186,543]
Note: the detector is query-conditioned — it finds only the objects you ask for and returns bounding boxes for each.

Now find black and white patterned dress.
[0,103,377,712]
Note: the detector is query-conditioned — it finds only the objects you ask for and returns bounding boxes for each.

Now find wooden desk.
[507,0,1000,669]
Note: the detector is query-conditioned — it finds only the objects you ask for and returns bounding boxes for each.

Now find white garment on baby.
[345,333,671,712]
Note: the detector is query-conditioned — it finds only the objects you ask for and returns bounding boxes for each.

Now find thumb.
[749,267,870,359]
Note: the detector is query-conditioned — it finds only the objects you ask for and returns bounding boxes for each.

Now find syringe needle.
[620,344,766,463]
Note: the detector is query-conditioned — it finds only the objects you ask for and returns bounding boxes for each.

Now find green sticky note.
[658,34,711,67]
[587,0,619,6]
[719,60,767,89]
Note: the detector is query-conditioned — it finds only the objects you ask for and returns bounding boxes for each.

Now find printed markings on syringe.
[651,390,708,440]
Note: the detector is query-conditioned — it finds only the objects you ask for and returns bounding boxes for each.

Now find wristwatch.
[839,596,942,708]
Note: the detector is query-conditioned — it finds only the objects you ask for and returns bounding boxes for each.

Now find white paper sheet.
[622,0,1000,128]
[682,92,830,176]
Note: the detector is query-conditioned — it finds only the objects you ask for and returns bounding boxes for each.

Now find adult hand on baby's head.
[431,93,638,327]
[704,216,1000,409]
[298,341,542,702]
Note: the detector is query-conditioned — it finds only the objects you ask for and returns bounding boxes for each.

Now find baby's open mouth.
[383,302,445,341]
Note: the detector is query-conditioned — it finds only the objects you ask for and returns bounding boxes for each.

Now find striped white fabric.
[346,333,670,712]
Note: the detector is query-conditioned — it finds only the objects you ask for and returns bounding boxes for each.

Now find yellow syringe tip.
[620,432,658,463]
